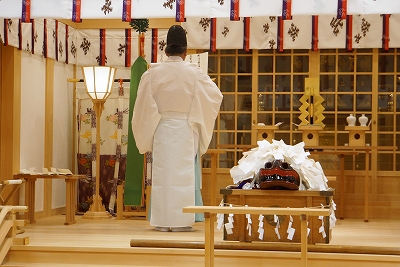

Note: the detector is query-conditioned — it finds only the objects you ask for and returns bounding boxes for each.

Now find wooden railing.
[0,205,28,264]
[183,205,330,267]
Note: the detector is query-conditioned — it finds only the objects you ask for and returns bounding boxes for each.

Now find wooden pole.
[300,214,308,267]
[82,100,111,219]
[204,212,215,267]
[340,154,345,219]
[365,149,370,222]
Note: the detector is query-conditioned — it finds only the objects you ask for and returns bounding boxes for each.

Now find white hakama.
[151,115,195,227]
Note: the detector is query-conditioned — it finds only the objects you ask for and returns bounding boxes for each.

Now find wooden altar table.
[14,174,86,225]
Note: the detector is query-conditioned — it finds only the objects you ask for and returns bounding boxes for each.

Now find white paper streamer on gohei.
[286,215,295,240]
[274,214,281,240]
[329,200,337,229]
[245,205,252,236]
[258,214,264,240]
[224,204,235,234]
[319,204,327,238]
[216,200,224,230]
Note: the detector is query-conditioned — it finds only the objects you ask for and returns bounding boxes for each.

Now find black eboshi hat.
[166,25,187,47]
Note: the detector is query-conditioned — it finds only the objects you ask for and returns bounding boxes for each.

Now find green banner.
[124,56,148,205]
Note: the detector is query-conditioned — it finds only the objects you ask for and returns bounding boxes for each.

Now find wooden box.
[220,188,334,244]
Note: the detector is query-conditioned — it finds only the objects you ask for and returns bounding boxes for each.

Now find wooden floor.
[3,214,400,266]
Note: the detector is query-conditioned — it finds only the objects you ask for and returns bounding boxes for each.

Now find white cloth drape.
[2,0,400,19]
[3,15,400,67]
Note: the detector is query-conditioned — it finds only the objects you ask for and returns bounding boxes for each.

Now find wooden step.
[4,242,400,267]
[3,215,400,267]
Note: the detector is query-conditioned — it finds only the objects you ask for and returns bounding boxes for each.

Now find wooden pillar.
[0,46,21,206]
[204,212,215,267]
[71,65,77,173]
[300,214,308,267]
[44,58,55,217]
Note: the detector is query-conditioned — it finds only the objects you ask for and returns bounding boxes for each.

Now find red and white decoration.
[2,1,400,67]
[1,0,400,20]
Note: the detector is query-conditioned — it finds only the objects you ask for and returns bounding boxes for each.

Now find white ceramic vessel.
[358,114,368,126]
[346,114,356,126]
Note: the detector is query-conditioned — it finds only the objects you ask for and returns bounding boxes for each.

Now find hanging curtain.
[76,84,130,212]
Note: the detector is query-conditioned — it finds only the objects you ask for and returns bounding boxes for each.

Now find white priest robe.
[132,56,223,227]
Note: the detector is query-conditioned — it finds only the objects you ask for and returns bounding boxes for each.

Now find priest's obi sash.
[161,111,189,119]
[220,188,334,244]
